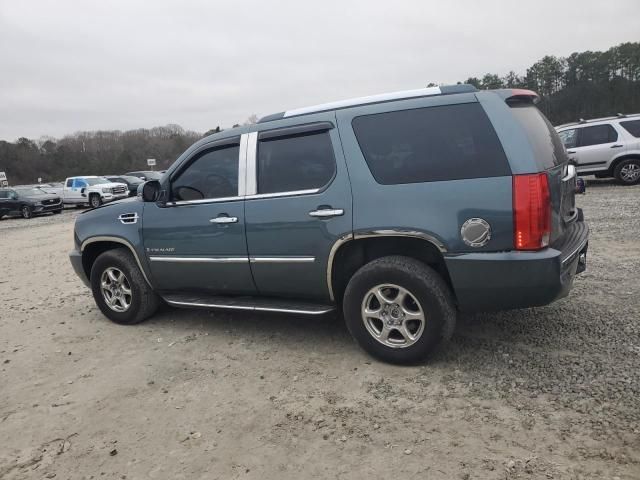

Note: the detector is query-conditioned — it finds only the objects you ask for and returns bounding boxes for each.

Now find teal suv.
[70,85,588,363]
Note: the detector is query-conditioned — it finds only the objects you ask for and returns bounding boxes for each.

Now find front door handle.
[611,144,623,148]
[210,216,238,224]
[309,208,344,218]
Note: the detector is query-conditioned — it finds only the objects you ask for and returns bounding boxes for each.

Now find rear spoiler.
[495,89,540,104]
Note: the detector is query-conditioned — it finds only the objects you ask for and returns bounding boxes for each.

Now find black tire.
[89,194,102,208]
[90,248,160,325]
[342,256,456,364]
[593,172,609,179]
[613,158,640,185]
[21,205,33,219]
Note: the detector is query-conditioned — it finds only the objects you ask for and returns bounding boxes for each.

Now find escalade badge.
[461,218,491,247]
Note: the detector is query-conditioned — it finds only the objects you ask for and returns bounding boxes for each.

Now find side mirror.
[142,180,161,202]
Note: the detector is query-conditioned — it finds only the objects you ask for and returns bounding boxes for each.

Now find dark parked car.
[0,187,63,219]
[124,171,162,181]
[104,175,144,196]
[70,85,588,364]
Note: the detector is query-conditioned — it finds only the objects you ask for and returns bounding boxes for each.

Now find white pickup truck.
[63,176,129,208]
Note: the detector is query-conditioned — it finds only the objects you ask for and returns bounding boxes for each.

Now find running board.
[162,293,335,315]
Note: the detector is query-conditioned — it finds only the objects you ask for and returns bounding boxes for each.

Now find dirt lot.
[1,181,639,480]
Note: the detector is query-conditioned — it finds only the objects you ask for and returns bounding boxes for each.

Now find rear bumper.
[69,249,90,288]
[445,218,589,312]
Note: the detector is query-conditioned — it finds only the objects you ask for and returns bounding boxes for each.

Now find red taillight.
[513,173,551,250]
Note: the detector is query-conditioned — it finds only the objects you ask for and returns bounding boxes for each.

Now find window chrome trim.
[238,134,249,196]
[165,196,244,206]
[149,256,248,263]
[249,256,315,263]
[244,188,320,200]
[246,132,258,195]
[80,236,152,287]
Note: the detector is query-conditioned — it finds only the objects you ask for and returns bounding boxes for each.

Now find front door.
[244,115,353,301]
[143,138,256,295]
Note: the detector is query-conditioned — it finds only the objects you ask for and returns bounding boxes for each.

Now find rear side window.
[509,104,566,169]
[66,179,73,187]
[620,119,640,138]
[351,103,510,185]
[578,124,617,147]
[0,191,7,199]
[257,131,335,194]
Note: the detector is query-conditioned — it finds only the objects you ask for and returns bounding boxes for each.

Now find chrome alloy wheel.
[361,284,425,348]
[100,267,132,312]
[620,163,640,183]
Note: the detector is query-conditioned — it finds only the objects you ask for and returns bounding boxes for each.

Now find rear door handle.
[210,216,238,224]
[309,208,344,218]
[611,144,623,148]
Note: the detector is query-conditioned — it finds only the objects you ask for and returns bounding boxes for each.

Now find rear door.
[244,115,353,300]
[572,123,621,171]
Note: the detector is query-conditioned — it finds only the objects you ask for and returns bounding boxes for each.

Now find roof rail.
[258,84,478,123]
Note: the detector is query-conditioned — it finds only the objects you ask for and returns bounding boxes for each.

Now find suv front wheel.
[90,248,160,325]
[343,256,456,364]
[614,158,640,185]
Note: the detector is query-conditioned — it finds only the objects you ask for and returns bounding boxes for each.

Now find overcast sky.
[0,0,638,141]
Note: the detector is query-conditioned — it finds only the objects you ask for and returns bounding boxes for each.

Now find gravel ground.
[0,181,638,479]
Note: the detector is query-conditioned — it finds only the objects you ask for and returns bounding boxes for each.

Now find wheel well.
[610,154,640,173]
[330,236,454,304]
[81,241,125,280]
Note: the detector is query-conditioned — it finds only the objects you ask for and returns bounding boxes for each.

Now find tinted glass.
[352,103,510,184]
[0,191,7,199]
[558,129,578,149]
[620,119,640,138]
[578,124,617,147]
[257,131,335,194]
[85,178,108,186]
[509,103,567,169]
[66,179,73,187]
[15,188,44,196]
[172,145,239,200]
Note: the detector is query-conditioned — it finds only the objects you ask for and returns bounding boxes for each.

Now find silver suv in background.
[556,114,640,185]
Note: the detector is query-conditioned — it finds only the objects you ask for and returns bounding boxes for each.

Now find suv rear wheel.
[614,158,640,185]
[90,248,160,325]
[343,256,456,364]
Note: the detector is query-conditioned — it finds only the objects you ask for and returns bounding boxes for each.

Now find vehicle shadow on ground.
[138,302,573,365]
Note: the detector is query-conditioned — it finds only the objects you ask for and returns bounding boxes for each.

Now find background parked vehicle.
[556,114,640,185]
[62,176,128,208]
[104,175,144,196]
[0,186,63,219]
[125,171,163,181]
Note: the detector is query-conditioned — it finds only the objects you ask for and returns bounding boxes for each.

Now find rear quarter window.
[620,119,640,138]
[352,103,510,185]
[509,103,567,170]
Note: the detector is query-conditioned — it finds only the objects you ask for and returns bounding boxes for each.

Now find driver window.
[172,145,240,201]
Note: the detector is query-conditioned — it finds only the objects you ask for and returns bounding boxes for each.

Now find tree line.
[1,42,639,185]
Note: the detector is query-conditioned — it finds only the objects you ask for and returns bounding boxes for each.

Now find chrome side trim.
[326,233,354,302]
[354,230,447,252]
[249,256,315,263]
[165,299,334,315]
[80,236,152,287]
[283,87,442,118]
[165,196,243,206]
[149,256,248,263]
[245,188,320,200]
[238,134,249,196]
[246,132,258,195]
[118,213,139,224]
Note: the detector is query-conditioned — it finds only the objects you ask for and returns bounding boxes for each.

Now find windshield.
[86,177,110,186]
[142,171,162,180]
[15,188,46,196]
